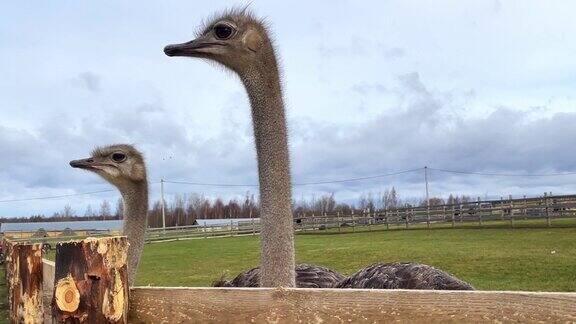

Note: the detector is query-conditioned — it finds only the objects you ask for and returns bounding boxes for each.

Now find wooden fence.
[140,194,576,242]
[4,236,576,323]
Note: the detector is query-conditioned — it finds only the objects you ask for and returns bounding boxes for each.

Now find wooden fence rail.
[141,194,576,242]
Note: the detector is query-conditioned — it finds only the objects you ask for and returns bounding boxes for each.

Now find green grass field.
[2,223,575,322]
[136,223,576,291]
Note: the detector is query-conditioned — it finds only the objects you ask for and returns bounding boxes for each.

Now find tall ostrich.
[70,144,148,287]
[164,8,296,287]
[164,8,473,290]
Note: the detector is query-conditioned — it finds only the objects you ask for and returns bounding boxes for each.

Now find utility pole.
[424,166,430,206]
[424,166,431,228]
[160,179,166,233]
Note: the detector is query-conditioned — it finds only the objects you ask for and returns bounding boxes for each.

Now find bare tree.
[84,204,95,217]
[99,200,111,219]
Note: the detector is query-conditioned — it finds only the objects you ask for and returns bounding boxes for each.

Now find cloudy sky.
[1,0,576,217]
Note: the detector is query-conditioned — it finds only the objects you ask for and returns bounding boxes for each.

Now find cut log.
[7,242,44,324]
[51,236,129,323]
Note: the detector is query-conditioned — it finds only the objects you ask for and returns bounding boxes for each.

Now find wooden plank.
[129,287,576,323]
[42,259,55,323]
[52,236,129,323]
[7,242,44,324]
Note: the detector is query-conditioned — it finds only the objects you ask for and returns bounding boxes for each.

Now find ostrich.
[213,263,345,288]
[336,262,473,290]
[164,8,296,287]
[70,144,148,287]
[164,8,473,290]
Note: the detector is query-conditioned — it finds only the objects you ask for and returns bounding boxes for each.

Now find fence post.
[311,213,315,232]
[477,197,482,227]
[509,194,515,228]
[426,205,431,229]
[545,192,551,227]
[523,195,528,220]
[352,213,356,232]
[52,237,129,323]
[500,196,504,221]
[230,219,234,237]
[451,205,456,228]
[405,208,410,229]
[368,211,373,231]
[337,212,341,233]
[385,207,389,230]
[7,242,44,324]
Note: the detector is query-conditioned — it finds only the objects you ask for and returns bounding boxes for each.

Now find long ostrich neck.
[119,181,148,286]
[240,50,296,287]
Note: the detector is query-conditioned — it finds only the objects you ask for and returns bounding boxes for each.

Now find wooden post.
[352,214,356,232]
[337,212,341,233]
[477,197,482,227]
[523,195,527,220]
[385,208,389,230]
[405,209,410,229]
[509,194,515,228]
[230,219,234,237]
[426,205,431,229]
[52,236,129,323]
[251,218,255,236]
[7,242,44,324]
[368,212,372,231]
[545,192,551,227]
[451,205,456,228]
[500,196,504,221]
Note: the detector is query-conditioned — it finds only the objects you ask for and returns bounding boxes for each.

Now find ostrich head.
[164,8,274,74]
[70,144,147,190]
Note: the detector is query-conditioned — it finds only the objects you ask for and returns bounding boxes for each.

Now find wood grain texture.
[52,236,129,323]
[129,287,576,323]
[6,242,44,324]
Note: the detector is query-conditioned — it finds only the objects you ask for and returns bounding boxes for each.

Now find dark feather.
[213,264,345,288]
[336,262,474,290]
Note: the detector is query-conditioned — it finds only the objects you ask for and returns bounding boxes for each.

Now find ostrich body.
[165,9,295,287]
[70,144,148,286]
[336,262,474,290]
[213,264,345,288]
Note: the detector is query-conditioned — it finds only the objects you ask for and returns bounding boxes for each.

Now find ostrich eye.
[111,152,127,163]
[214,23,234,40]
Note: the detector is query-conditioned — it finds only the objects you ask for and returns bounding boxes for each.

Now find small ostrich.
[70,144,148,286]
[165,8,296,287]
[213,263,345,288]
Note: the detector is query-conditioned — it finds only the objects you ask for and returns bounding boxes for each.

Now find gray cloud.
[72,72,101,92]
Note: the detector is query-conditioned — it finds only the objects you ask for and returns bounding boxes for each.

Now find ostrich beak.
[164,38,224,57]
[69,158,97,170]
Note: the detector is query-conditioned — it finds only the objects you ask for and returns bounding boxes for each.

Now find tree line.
[2,188,475,228]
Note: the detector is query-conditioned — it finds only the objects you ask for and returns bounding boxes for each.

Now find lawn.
[136,225,576,291]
